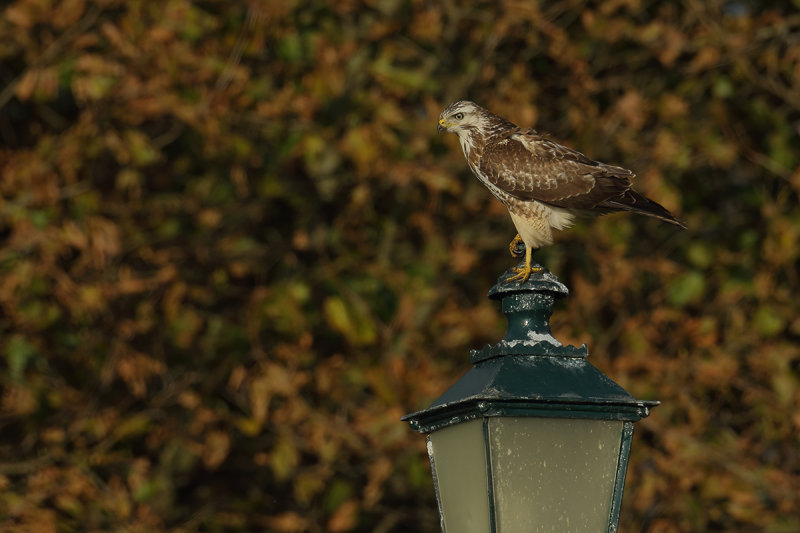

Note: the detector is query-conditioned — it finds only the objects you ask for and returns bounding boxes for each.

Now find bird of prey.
[438,100,684,283]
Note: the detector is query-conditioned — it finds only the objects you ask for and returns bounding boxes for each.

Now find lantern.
[403,265,657,533]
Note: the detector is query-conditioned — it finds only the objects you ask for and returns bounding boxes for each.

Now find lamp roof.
[403,262,659,434]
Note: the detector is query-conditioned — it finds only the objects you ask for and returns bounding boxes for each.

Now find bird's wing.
[478,129,633,210]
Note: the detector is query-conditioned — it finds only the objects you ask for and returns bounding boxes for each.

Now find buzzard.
[438,100,684,283]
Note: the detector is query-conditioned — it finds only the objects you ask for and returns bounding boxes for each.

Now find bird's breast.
[458,133,515,205]
[458,135,475,160]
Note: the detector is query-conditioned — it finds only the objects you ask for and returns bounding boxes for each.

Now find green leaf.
[5,335,39,380]
[85,74,117,99]
[270,436,300,481]
[686,242,713,269]
[324,479,354,513]
[712,76,733,99]
[754,307,784,337]
[324,296,377,346]
[112,414,152,440]
[667,271,705,307]
[125,130,160,166]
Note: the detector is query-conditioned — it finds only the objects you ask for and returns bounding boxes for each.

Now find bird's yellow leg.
[508,234,524,257]
[505,245,542,284]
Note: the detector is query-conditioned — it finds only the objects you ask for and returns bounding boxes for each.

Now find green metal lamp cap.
[473,261,587,363]
[403,262,659,434]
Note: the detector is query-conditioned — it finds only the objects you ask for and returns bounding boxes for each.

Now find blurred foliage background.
[1,0,799,531]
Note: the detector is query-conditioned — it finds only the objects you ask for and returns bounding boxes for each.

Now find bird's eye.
[454,112,464,120]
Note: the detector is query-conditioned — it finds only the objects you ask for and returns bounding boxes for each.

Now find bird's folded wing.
[478,131,634,210]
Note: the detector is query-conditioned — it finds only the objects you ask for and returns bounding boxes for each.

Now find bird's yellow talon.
[505,264,543,284]
[508,234,524,258]
[504,245,541,284]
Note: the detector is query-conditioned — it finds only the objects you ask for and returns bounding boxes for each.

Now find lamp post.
[403,263,658,533]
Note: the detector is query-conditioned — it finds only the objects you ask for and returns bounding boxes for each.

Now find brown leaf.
[328,500,359,532]
[268,512,308,533]
[202,431,231,470]
[15,69,38,101]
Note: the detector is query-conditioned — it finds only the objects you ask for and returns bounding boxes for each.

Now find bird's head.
[437,101,486,136]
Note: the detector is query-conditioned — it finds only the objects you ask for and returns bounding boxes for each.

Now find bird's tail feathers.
[602,190,686,228]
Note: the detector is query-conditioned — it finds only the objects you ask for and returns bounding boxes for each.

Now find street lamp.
[403,264,658,533]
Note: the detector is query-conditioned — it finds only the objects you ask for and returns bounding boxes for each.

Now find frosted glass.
[427,419,491,533]
[488,417,623,533]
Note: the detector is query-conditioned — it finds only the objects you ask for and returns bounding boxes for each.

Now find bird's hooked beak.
[437,118,447,134]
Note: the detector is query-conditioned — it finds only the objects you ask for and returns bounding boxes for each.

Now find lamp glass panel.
[427,419,490,533]
[487,417,623,533]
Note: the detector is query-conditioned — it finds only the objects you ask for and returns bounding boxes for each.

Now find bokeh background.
[2,0,799,531]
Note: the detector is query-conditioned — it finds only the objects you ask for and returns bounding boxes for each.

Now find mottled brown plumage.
[437,100,684,282]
